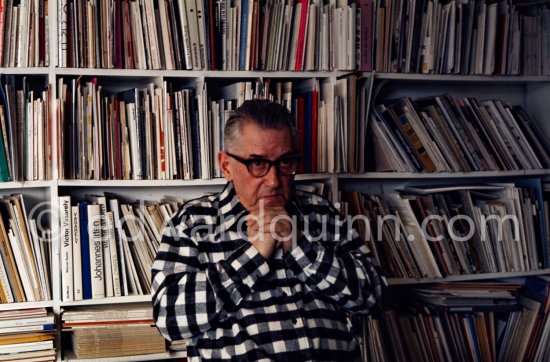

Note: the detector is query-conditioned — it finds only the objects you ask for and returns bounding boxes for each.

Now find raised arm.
[283,201,384,312]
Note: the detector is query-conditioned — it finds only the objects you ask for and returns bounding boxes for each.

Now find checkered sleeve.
[283,229,382,312]
[283,196,384,313]
[152,211,270,342]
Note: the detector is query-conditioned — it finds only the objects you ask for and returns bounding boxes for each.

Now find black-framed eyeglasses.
[225,152,301,177]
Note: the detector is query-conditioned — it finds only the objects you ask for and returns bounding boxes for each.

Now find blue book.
[79,201,92,299]
[0,77,12,181]
[238,0,249,70]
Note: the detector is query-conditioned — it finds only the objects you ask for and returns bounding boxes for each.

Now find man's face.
[218,121,295,211]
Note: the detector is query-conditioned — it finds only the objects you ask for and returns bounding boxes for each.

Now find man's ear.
[218,151,233,181]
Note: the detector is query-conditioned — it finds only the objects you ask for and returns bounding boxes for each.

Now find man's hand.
[246,205,293,259]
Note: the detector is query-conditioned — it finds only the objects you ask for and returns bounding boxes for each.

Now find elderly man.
[152,99,382,361]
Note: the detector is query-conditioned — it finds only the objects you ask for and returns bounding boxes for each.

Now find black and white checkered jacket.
[152,182,383,361]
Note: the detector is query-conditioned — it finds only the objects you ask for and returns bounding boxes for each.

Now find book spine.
[71,205,82,300]
[105,211,121,297]
[87,204,104,299]
[59,195,73,301]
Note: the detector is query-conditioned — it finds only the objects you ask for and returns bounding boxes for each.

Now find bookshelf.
[0,0,548,361]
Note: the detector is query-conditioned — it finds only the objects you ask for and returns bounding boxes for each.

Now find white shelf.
[56,174,334,187]
[0,67,50,75]
[387,269,550,286]
[0,180,54,189]
[60,295,152,307]
[375,72,550,83]
[63,350,187,362]
[0,300,54,310]
[339,169,550,179]
[295,173,334,181]
[57,178,229,187]
[55,68,353,79]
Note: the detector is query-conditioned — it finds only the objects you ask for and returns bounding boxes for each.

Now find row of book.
[369,95,550,173]
[0,75,51,182]
[342,180,550,279]
[0,308,55,361]
[0,194,51,304]
[61,304,167,359]
[58,193,182,301]
[0,0,49,68]
[358,277,550,362]
[58,0,360,71]
[56,75,372,180]
[55,0,550,75]
[371,0,549,75]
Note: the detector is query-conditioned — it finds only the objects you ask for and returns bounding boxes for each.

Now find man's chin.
[260,195,286,207]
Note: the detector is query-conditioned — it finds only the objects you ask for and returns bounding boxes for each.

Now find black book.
[167,0,184,70]
[190,96,202,179]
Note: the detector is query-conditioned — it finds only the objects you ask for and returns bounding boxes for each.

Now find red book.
[114,0,123,68]
[294,0,309,71]
[208,0,216,69]
[122,0,134,68]
[358,0,374,71]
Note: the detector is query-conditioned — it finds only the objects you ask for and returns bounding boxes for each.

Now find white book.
[158,0,174,70]
[186,0,202,69]
[120,230,142,295]
[108,197,128,296]
[129,1,147,69]
[105,212,121,297]
[126,102,141,180]
[87,204,105,299]
[177,0,193,69]
[71,206,83,301]
[28,219,49,300]
[143,0,161,69]
[196,0,207,69]
[0,314,54,328]
[58,0,68,67]
[26,93,34,180]
[0,340,53,354]
[304,3,317,71]
[0,323,54,335]
[37,97,44,180]
[88,195,113,297]
[244,0,254,70]
[288,2,302,71]
[0,251,14,303]
[7,228,34,301]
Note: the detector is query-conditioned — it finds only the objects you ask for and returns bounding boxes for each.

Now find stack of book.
[0,308,56,362]
[57,0,359,71]
[370,0,550,75]
[369,95,550,173]
[62,304,167,359]
[0,0,49,68]
[0,75,51,182]
[57,75,374,179]
[358,277,550,362]
[58,193,182,301]
[0,194,51,303]
[343,180,550,279]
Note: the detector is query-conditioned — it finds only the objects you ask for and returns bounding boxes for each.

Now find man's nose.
[264,165,281,188]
